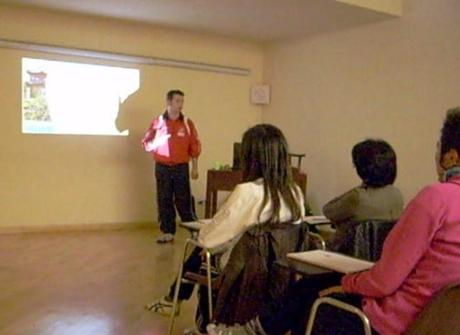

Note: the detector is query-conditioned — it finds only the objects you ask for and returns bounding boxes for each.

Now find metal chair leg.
[205,250,213,321]
[307,232,326,250]
[168,238,215,335]
[168,239,193,335]
[305,297,372,335]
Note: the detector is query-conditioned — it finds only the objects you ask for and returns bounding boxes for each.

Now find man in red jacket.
[142,90,201,243]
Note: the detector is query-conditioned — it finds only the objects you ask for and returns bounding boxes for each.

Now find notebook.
[304,215,331,225]
[287,250,374,274]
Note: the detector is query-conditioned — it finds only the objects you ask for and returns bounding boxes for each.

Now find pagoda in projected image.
[22,68,52,130]
[21,57,139,135]
[24,70,47,98]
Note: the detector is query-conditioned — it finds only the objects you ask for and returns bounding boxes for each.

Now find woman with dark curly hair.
[323,139,404,253]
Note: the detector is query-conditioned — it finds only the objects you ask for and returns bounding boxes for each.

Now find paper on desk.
[180,219,212,231]
[304,215,331,225]
[287,250,374,274]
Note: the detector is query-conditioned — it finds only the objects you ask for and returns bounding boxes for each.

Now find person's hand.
[191,166,199,180]
[142,139,153,152]
[319,285,344,297]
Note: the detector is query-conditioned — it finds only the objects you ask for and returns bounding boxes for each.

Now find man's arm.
[188,119,201,179]
[191,157,199,180]
[141,119,156,151]
[323,188,359,222]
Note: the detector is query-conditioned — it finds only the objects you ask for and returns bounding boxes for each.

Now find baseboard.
[0,221,156,235]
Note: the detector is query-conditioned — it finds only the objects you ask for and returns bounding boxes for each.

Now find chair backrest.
[213,222,307,325]
[405,282,460,335]
[351,220,396,262]
[265,221,310,263]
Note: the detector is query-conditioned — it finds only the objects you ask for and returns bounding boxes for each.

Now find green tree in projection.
[23,95,52,121]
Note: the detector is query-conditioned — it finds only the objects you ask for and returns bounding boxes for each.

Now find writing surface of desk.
[287,257,333,276]
[205,169,307,218]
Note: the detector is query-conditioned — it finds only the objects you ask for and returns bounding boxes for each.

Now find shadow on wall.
[115,70,160,226]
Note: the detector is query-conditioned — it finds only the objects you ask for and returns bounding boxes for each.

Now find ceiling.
[1,0,400,42]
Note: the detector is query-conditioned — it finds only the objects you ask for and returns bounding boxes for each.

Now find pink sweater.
[342,174,460,335]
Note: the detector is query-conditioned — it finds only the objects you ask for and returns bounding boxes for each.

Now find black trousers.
[167,247,202,300]
[258,274,379,335]
[167,247,216,332]
[155,162,196,234]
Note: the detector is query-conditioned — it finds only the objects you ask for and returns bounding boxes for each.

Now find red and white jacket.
[142,112,201,165]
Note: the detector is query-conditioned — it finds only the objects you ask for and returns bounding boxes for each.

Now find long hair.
[240,124,302,223]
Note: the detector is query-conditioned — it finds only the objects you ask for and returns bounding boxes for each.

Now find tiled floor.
[0,227,199,335]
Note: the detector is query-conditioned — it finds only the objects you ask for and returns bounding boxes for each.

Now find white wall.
[263,0,460,211]
[0,6,264,229]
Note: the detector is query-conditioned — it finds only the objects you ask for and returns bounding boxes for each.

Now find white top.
[198,179,305,252]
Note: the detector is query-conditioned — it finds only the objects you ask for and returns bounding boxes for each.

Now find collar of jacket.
[163,111,184,121]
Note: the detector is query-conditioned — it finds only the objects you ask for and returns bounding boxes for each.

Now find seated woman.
[146,124,305,324]
[323,139,404,253]
[208,107,460,335]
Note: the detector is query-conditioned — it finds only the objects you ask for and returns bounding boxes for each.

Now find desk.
[205,169,307,218]
[287,258,333,276]
[273,258,334,283]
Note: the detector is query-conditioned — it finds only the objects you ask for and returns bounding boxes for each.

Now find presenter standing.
[142,90,201,243]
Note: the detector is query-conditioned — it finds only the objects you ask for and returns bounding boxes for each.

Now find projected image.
[22,58,140,135]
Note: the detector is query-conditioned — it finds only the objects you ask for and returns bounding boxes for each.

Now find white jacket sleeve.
[198,184,261,250]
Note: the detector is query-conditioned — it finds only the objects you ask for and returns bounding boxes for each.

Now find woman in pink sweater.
[208,107,460,335]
